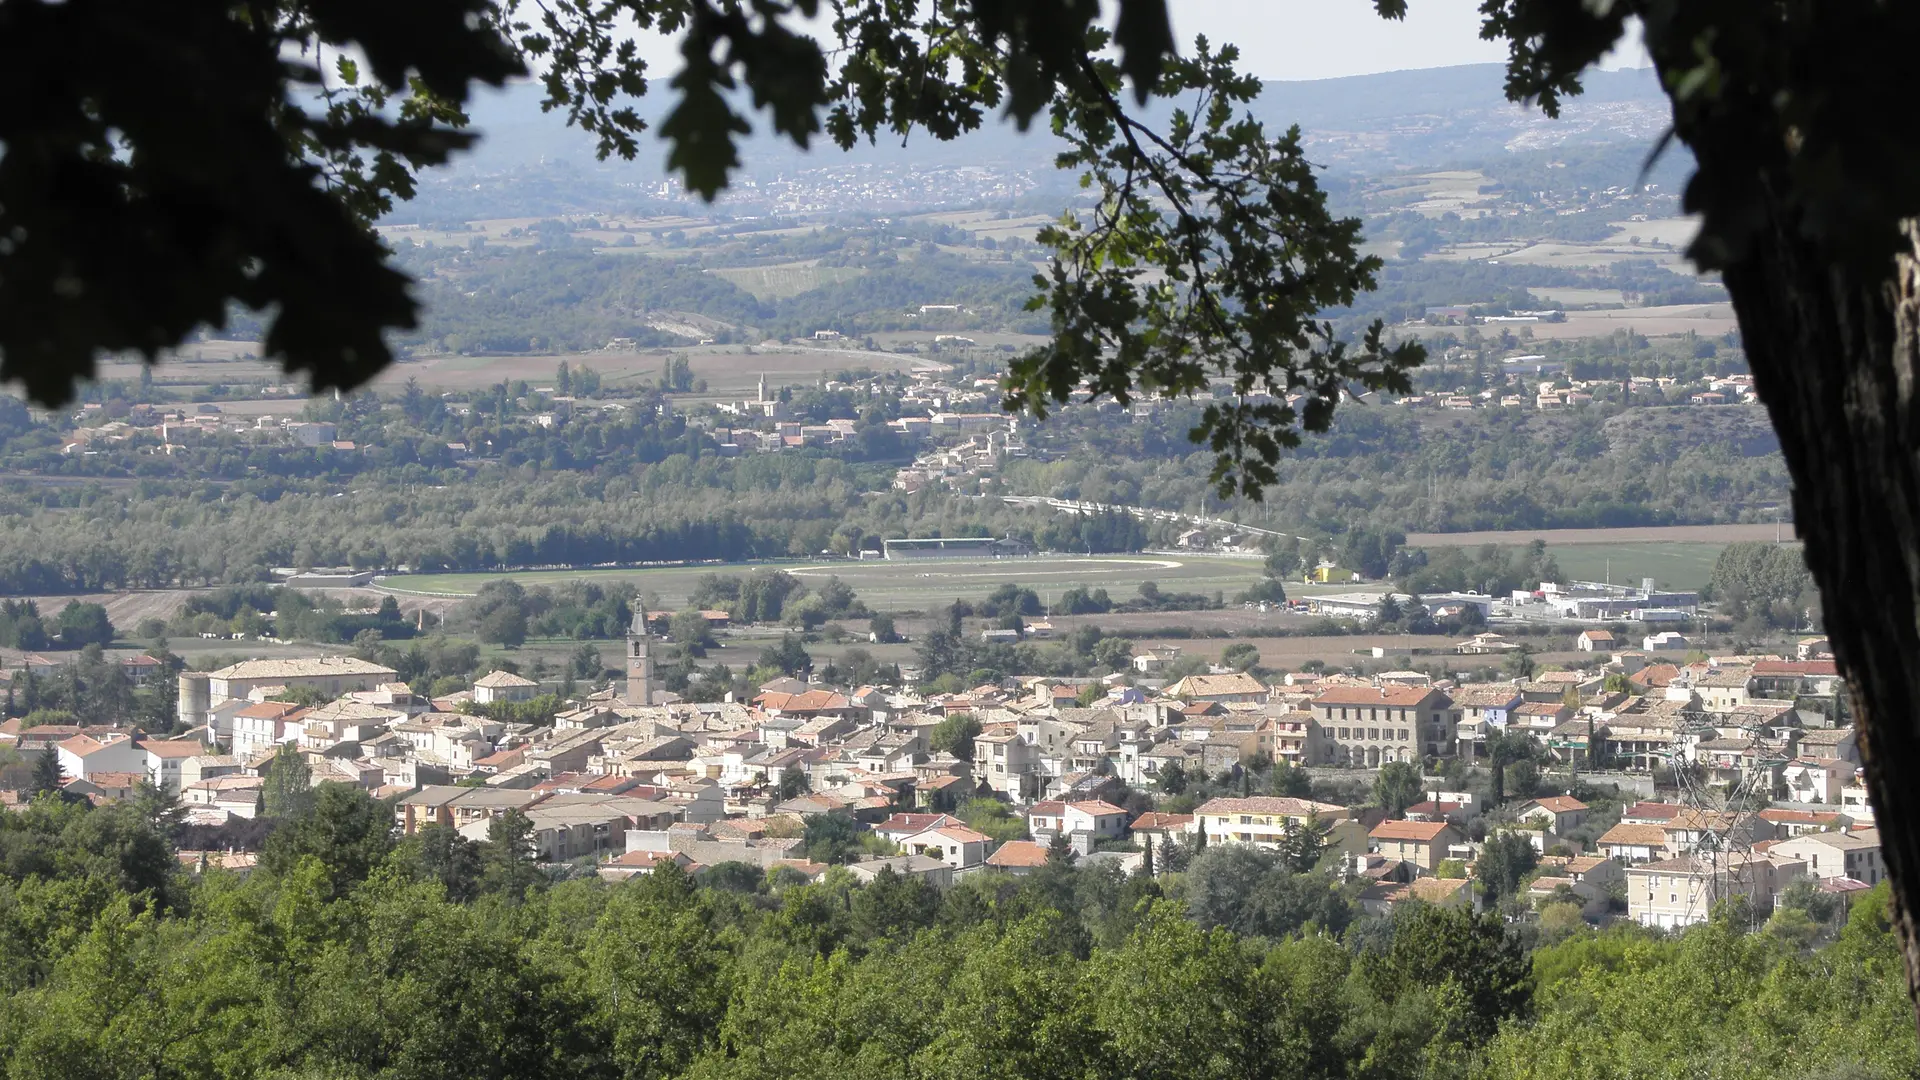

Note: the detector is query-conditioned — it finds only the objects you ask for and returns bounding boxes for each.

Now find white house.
[473,670,541,704]
[140,739,210,793]
[874,812,966,844]
[1514,795,1590,836]
[1132,646,1182,675]
[1782,757,1852,804]
[1597,822,1672,864]
[55,733,146,784]
[1770,833,1885,885]
[897,826,990,871]
[984,840,1050,875]
[1576,629,1617,652]
[230,701,308,761]
[1644,631,1690,652]
[1024,799,1130,841]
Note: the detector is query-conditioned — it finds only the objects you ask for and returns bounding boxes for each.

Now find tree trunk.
[1723,184,1920,1004]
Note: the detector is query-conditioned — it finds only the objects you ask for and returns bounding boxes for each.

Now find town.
[6,6,1918,1077]
[0,589,1867,936]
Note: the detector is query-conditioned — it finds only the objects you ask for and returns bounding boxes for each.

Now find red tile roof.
[878,812,962,833]
[1194,796,1346,817]
[1622,801,1682,822]
[1370,820,1453,841]
[1313,686,1445,707]
[1635,664,1682,688]
[1599,823,1671,846]
[915,825,991,845]
[1754,660,1839,676]
[755,689,852,712]
[986,840,1050,868]
[138,739,207,758]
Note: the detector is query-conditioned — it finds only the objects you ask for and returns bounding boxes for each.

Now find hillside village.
[0,598,1867,933]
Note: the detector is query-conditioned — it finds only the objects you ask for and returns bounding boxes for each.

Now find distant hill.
[450,62,1673,179]
[1257,63,1665,129]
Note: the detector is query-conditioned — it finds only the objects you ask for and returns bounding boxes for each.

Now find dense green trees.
[928,713,982,762]
[1709,541,1817,630]
[0,600,112,651]
[0,779,1913,1080]
[1481,897,1915,1080]
[1181,845,1355,941]
[1006,402,1790,537]
[0,384,1803,599]
[1374,763,1424,820]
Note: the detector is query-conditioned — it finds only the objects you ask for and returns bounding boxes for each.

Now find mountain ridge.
[451,62,1672,179]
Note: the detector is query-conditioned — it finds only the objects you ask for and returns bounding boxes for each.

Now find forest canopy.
[0,784,1909,1080]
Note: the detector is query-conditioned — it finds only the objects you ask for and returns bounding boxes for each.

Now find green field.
[1541,542,1735,592]
[382,554,1268,610]
[382,543,1738,608]
[707,262,870,300]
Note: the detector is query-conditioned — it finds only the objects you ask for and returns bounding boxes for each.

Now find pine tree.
[261,743,315,819]
[29,750,62,795]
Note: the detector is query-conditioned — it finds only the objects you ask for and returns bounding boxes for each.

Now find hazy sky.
[615,0,1647,84]
[1168,0,1509,80]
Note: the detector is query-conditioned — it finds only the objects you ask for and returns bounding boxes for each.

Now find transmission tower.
[1659,719,1784,929]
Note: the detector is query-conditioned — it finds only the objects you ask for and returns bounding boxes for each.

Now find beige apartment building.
[1626,853,1805,929]
[1311,686,1456,765]
[1190,796,1371,857]
[180,656,399,729]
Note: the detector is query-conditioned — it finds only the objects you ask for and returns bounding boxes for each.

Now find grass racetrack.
[382,554,1269,610]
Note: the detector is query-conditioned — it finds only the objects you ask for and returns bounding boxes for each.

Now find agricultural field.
[107,340,945,400]
[1601,217,1702,248]
[662,344,944,398]
[1407,524,1798,593]
[1525,286,1628,307]
[1364,170,1498,218]
[381,554,1270,611]
[1415,217,1699,273]
[706,262,870,300]
[1401,303,1736,342]
[902,209,1055,245]
[1406,524,1795,546]
[1532,542,1730,593]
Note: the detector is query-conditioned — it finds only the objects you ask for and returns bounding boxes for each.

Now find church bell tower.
[625,603,654,706]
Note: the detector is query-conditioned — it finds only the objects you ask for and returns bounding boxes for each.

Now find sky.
[611,0,1648,85]
[1168,0,1511,81]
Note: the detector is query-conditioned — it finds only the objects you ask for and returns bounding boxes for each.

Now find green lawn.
[383,554,1268,611]
[1542,542,1740,593]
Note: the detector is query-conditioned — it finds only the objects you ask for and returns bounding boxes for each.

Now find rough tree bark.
[1723,182,1920,1001]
